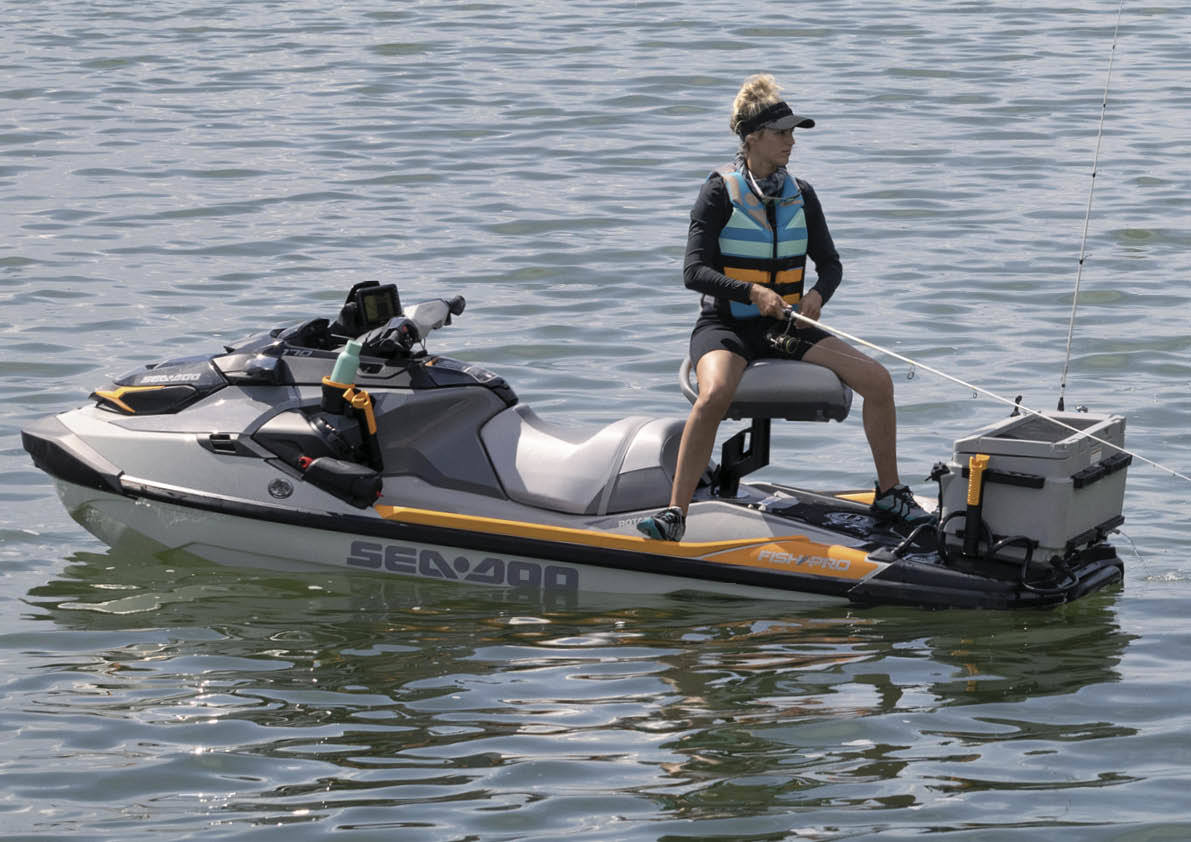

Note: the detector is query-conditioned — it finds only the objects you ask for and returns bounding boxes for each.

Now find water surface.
[2,1,1190,838]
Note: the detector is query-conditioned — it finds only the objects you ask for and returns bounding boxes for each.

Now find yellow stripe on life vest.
[724,267,770,285]
[723,267,804,287]
[780,291,802,306]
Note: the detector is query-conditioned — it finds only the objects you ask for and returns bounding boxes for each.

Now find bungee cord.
[783,309,1191,485]
[1057,0,1128,412]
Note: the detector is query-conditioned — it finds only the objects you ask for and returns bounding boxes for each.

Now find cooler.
[939,411,1129,561]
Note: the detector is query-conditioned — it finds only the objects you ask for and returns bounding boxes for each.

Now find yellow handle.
[967,454,990,506]
[344,387,378,435]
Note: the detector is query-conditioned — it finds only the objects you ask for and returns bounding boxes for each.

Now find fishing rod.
[776,6,1185,485]
[788,2,1191,484]
[781,308,1191,485]
[1057,0,1127,411]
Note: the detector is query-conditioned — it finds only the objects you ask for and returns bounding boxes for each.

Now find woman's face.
[749,127,795,171]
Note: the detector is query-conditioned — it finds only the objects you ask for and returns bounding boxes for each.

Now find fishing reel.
[765,329,801,357]
[765,317,803,358]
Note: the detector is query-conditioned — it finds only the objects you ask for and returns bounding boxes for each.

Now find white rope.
[1057,0,1127,411]
[786,309,1191,485]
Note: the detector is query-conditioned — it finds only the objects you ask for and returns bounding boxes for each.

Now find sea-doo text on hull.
[23,282,1130,609]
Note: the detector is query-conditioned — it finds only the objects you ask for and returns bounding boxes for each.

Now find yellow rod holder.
[963,453,991,557]
[967,453,990,506]
[344,387,378,435]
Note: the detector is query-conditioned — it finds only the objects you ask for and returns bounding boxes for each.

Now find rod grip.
[966,454,990,506]
[963,453,990,557]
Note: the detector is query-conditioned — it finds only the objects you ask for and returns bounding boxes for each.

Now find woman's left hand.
[798,289,823,322]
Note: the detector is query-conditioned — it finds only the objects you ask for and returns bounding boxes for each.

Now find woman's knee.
[695,380,736,415]
[851,359,893,402]
[867,363,894,402]
[693,351,746,415]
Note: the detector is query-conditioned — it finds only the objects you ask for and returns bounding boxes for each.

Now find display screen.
[356,285,400,329]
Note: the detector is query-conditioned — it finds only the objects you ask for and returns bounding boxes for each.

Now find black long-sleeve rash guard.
[682,172,843,318]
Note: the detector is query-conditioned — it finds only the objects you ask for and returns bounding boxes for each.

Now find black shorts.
[689,314,832,367]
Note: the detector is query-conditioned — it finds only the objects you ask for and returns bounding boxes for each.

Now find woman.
[637,74,931,542]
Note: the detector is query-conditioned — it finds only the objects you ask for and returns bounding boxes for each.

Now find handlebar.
[358,295,467,359]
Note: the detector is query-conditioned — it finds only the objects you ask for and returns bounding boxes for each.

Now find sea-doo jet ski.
[23,282,1131,608]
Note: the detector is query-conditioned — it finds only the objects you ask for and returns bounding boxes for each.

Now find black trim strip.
[960,451,1133,492]
[1066,514,1125,550]
[854,547,1123,609]
[119,478,858,598]
[961,466,1045,489]
[1072,452,1132,489]
[22,416,124,495]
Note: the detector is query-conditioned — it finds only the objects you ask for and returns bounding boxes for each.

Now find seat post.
[717,417,771,497]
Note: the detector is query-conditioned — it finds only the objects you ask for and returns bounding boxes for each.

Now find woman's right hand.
[749,284,788,318]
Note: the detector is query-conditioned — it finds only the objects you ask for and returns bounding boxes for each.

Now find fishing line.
[1057,0,1127,412]
[1116,530,1149,578]
[771,3,1185,482]
[785,309,1191,485]
[785,4,1191,483]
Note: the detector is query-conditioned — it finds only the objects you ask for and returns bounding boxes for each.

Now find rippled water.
[3,1,1190,838]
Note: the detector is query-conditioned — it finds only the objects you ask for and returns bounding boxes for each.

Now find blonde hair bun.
[730,74,783,135]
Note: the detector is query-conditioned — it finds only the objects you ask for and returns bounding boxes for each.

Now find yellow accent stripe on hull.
[92,385,166,414]
[700,541,877,580]
[374,505,879,581]
[834,490,875,504]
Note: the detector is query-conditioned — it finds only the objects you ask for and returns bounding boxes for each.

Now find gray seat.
[480,405,682,515]
[679,355,852,422]
[679,356,854,496]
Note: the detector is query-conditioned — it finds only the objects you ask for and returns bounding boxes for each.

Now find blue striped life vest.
[717,168,808,318]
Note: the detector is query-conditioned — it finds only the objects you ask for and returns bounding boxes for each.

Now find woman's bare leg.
[669,349,749,513]
[800,336,900,492]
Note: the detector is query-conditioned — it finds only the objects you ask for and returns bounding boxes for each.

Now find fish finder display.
[356,284,400,330]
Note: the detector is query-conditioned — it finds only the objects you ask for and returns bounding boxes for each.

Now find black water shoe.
[870,483,934,525]
[637,506,686,541]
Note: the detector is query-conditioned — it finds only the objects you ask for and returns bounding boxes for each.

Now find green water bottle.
[330,339,362,386]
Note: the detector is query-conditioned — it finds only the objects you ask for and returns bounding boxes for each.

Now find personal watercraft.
[22,282,1131,609]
